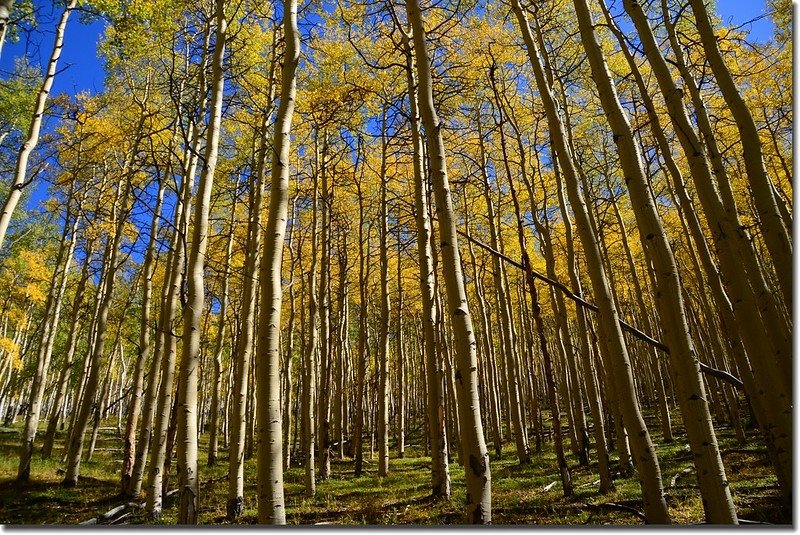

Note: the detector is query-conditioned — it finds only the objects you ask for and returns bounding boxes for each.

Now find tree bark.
[406,0,490,521]
[510,0,669,522]
[0,0,76,250]
[255,0,298,522]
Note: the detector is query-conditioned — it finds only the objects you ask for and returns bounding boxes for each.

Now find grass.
[0,413,789,525]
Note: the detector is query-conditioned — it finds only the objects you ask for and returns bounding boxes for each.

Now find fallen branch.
[100,504,127,521]
[670,467,693,488]
[584,502,646,522]
[455,228,744,390]
[110,512,131,525]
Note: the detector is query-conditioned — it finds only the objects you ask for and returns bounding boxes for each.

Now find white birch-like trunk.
[176,0,226,523]
[255,0,298,523]
[0,0,76,250]
[405,0,490,522]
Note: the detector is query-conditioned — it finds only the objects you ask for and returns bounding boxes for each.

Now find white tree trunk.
[255,0,299,523]
[0,0,76,250]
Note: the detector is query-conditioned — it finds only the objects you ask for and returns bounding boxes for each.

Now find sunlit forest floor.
[0,413,788,525]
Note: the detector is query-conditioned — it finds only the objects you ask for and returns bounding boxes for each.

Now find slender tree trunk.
[18,184,80,480]
[121,174,165,495]
[377,109,391,478]
[175,2,226,522]
[685,0,791,308]
[395,233,405,459]
[146,119,201,517]
[510,1,669,522]
[0,0,13,61]
[0,0,76,250]
[255,0,298,521]
[397,29,450,495]
[63,178,131,487]
[41,238,93,459]
[575,1,736,522]
[406,0,490,521]
[352,170,368,478]
[315,134,333,482]
[208,200,236,467]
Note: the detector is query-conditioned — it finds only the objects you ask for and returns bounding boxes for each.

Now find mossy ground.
[0,413,789,525]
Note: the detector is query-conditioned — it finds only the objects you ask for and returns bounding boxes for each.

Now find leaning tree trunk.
[0,0,76,250]
[509,0,669,523]
[575,0,736,522]
[254,0,298,523]
[406,0,490,522]
[41,237,94,460]
[62,179,131,487]
[686,0,791,309]
[0,0,13,60]
[18,182,80,481]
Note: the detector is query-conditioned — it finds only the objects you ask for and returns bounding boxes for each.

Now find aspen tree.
[0,0,76,250]
[627,0,793,496]
[660,2,792,394]
[509,0,669,522]
[41,236,93,459]
[63,178,131,487]
[227,21,280,516]
[487,61,571,495]
[130,170,187,499]
[574,0,736,522]
[17,181,80,481]
[395,234,406,459]
[175,0,226,522]
[395,19,450,494]
[147,105,204,517]
[121,173,165,495]
[254,0,299,521]
[352,148,367,478]
[377,108,391,478]
[405,0,490,522]
[463,200,502,459]
[316,134,333,482]
[227,160,263,516]
[686,0,791,309]
[554,167,612,492]
[304,151,320,497]
[0,0,12,60]
[283,196,299,470]
[476,118,529,466]
[209,199,236,466]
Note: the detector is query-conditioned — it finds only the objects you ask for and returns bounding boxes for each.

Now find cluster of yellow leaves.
[0,337,22,370]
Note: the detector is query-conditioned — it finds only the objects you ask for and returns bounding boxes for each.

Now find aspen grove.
[0,0,791,526]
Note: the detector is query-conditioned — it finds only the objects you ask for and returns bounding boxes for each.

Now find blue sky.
[0,1,777,101]
[0,0,779,212]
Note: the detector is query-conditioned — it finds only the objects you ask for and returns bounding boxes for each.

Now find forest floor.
[0,414,789,525]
